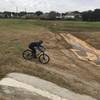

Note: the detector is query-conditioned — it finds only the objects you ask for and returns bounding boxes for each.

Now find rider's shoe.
[34,55,37,59]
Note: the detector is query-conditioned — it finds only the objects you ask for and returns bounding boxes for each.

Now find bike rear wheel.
[23,49,33,60]
[39,53,50,64]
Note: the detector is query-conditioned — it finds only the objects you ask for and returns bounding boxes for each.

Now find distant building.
[0,12,5,18]
[64,13,75,19]
[40,13,50,19]
[62,12,82,20]
[22,13,39,19]
[56,13,63,19]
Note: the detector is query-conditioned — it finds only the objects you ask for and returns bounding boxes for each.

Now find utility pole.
[16,7,18,18]
[16,7,18,12]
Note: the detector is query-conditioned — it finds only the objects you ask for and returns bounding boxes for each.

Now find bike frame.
[36,50,44,58]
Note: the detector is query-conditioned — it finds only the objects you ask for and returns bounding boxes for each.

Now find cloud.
[0,0,100,12]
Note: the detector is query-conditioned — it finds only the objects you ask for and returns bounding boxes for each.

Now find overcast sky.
[0,0,100,12]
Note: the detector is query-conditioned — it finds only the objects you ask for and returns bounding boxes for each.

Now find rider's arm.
[37,45,44,51]
[40,45,44,48]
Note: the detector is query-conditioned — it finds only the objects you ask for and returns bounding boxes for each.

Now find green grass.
[1,19,100,32]
[26,20,100,32]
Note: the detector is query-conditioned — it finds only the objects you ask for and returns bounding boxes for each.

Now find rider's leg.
[29,45,37,58]
[32,48,37,58]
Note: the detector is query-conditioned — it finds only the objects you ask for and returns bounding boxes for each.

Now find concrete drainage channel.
[0,73,97,100]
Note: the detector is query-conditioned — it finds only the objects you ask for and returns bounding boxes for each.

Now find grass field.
[0,19,100,99]
[1,19,100,32]
[29,20,100,32]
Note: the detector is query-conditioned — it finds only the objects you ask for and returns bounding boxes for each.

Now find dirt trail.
[60,33,100,66]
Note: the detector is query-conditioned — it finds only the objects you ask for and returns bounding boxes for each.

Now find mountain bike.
[23,47,50,64]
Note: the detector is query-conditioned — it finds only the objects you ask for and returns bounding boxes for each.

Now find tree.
[81,9,100,21]
[35,11,43,16]
[48,11,60,20]
[82,10,93,21]
[93,9,100,21]
[19,11,27,17]
[3,11,12,18]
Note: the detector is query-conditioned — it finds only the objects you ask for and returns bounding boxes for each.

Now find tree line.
[0,9,100,21]
[82,9,100,21]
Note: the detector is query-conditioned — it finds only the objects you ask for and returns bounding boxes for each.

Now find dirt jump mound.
[60,33,100,66]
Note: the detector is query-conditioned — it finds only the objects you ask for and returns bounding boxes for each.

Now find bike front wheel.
[39,54,50,64]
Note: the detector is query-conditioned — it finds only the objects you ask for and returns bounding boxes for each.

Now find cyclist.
[28,40,44,58]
